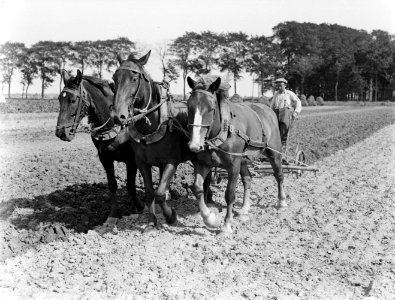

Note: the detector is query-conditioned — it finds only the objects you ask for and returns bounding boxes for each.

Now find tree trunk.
[334,81,338,102]
[8,79,11,98]
[183,74,186,101]
[369,77,373,102]
[233,76,237,94]
[374,73,378,102]
[21,85,25,99]
[99,62,103,79]
[26,84,30,99]
[41,77,45,99]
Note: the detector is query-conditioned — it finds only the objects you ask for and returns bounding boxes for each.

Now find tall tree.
[217,32,249,94]
[52,41,73,92]
[106,37,136,73]
[194,31,223,75]
[87,37,135,78]
[30,41,58,99]
[69,41,92,74]
[169,32,201,100]
[355,30,394,101]
[18,48,38,98]
[155,41,179,83]
[245,35,283,95]
[0,42,25,98]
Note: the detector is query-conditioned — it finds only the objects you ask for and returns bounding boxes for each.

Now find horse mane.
[83,76,115,96]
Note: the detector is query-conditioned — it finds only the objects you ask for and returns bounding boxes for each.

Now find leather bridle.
[56,83,90,136]
[115,65,152,120]
[187,89,217,139]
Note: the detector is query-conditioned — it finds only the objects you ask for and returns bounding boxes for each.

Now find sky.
[1,0,394,97]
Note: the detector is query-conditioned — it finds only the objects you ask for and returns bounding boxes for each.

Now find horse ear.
[62,69,71,85]
[117,53,124,65]
[208,77,221,93]
[187,76,196,90]
[138,50,151,66]
[75,69,83,86]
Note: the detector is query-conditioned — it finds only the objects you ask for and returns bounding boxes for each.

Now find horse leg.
[236,160,252,218]
[221,163,241,235]
[155,163,177,225]
[95,156,119,233]
[159,167,171,201]
[193,164,219,228]
[266,149,287,208]
[203,170,214,205]
[137,162,157,231]
[126,159,144,214]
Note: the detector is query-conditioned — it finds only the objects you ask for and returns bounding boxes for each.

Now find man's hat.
[274,78,288,84]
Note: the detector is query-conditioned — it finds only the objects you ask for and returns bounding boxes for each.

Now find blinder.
[116,65,150,82]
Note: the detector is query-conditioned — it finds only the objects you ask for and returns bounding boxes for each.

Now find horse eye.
[71,98,76,104]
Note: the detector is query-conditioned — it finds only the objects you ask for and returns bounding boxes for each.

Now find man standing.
[270,78,302,155]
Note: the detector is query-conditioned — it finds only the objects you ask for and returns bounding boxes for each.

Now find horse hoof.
[236,213,250,223]
[217,228,233,238]
[203,212,220,228]
[277,200,288,209]
[94,222,118,235]
[142,224,157,234]
[165,208,178,226]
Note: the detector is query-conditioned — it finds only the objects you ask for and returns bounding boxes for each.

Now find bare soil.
[0,107,394,299]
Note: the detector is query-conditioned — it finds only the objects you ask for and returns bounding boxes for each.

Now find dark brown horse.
[55,70,145,233]
[111,51,212,231]
[186,76,287,236]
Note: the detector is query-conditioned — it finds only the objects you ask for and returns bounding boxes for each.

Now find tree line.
[1,21,394,101]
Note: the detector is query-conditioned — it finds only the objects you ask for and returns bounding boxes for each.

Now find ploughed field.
[0,104,394,299]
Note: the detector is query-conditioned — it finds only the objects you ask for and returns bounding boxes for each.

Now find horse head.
[56,69,89,141]
[111,51,151,126]
[186,76,222,152]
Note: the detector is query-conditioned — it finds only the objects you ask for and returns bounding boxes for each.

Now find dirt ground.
[0,109,394,299]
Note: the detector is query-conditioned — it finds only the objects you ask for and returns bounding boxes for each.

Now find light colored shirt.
[270,90,302,114]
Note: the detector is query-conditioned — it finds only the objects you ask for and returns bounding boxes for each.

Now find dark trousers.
[274,108,292,145]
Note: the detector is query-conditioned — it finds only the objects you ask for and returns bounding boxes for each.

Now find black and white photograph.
[0,0,394,298]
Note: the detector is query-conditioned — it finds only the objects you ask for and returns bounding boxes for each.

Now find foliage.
[0,42,26,97]
[86,38,135,78]
[217,32,249,94]
[18,48,38,98]
[245,35,284,95]
[169,32,202,99]
[155,42,179,83]
[193,31,223,75]
[30,41,59,99]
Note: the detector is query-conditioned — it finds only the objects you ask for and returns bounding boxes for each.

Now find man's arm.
[289,91,302,115]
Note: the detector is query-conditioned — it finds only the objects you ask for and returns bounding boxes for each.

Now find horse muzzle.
[55,127,74,142]
[188,141,205,153]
